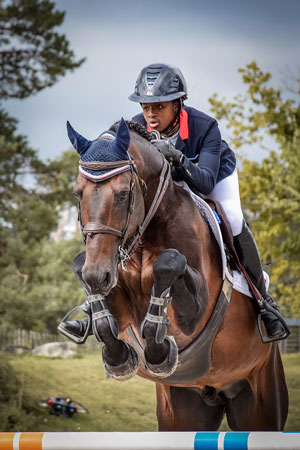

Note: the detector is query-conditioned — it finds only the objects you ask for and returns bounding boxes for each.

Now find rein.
[78,155,170,269]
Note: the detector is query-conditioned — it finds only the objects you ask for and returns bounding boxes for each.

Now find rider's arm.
[174,120,222,195]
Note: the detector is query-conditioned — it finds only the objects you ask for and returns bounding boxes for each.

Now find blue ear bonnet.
[67,118,132,182]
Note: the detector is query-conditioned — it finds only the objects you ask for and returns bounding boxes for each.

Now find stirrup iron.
[57,300,92,344]
[257,299,290,343]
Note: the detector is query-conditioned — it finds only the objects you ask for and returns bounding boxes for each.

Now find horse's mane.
[109,120,153,142]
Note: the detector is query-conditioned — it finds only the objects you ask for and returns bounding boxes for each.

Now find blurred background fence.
[1,319,300,355]
[277,319,300,354]
[0,328,100,354]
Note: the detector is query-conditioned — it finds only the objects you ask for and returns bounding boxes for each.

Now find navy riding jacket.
[132,106,236,195]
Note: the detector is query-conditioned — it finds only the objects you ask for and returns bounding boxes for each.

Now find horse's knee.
[72,251,86,278]
[153,249,186,291]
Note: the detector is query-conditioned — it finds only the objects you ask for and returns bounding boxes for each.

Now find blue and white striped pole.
[1,431,300,450]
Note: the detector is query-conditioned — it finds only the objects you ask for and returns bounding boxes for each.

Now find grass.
[5,351,300,432]
[9,352,157,432]
[282,353,300,431]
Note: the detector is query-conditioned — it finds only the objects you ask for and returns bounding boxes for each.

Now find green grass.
[282,353,300,431]
[5,352,300,432]
[9,352,157,432]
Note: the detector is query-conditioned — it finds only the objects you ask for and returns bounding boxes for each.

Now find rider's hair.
[110,120,153,142]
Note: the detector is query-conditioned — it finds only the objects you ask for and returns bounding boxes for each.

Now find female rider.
[59,64,288,343]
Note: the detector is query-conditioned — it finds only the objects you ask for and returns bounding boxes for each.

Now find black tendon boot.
[234,221,290,343]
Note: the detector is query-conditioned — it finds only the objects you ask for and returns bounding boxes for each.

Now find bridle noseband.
[77,155,170,270]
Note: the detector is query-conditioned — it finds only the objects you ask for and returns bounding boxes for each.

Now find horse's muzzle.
[82,265,117,295]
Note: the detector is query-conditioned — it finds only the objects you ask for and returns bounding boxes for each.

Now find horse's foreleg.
[91,297,138,381]
[170,262,208,335]
[141,248,205,376]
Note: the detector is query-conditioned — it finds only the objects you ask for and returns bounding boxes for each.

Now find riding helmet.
[129,63,187,103]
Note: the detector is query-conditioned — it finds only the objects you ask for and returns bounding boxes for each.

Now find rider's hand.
[151,139,184,166]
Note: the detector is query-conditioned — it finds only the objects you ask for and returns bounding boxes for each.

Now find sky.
[3,0,300,163]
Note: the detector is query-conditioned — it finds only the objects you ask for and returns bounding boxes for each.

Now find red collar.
[179,109,189,140]
[147,109,189,140]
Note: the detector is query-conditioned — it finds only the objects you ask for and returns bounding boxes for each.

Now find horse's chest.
[129,251,155,285]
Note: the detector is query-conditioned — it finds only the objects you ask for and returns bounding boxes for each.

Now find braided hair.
[109,120,153,142]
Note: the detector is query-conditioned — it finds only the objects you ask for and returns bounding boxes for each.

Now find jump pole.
[1,432,300,450]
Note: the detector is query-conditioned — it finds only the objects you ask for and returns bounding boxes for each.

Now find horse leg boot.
[234,221,290,342]
[140,249,188,378]
[90,295,139,381]
[58,253,138,379]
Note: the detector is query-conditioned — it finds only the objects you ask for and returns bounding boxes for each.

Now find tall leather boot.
[234,221,289,342]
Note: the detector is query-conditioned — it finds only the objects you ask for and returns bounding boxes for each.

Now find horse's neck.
[131,133,222,286]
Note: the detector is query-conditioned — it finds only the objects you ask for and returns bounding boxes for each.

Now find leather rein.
[78,155,171,270]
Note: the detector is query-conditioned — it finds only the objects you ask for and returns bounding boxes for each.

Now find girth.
[127,272,233,384]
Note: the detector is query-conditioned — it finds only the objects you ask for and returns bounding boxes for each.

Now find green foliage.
[209,61,300,317]
[37,148,79,205]
[0,236,84,332]
[0,353,46,431]
[0,0,84,333]
[28,236,85,332]
[0,0,85,99]
[0,106,80,333]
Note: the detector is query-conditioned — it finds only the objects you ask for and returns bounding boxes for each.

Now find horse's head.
[68,118,146,295]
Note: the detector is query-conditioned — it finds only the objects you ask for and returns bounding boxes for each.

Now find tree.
[209,61,300,317]
[0,0,84,333]
[0,0,85,99]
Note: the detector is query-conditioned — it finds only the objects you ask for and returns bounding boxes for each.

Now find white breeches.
[206,169,244,236]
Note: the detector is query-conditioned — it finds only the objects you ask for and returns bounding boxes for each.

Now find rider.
[127,63,287,342]
[59,63,288,343]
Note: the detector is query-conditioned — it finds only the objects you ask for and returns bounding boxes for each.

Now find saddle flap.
[206,199,234,251]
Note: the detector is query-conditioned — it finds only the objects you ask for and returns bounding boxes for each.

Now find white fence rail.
[1,431,300,450]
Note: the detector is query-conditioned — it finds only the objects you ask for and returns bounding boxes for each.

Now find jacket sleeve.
[174,120,221,195]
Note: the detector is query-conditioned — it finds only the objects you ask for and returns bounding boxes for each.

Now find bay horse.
[63,118,288,431]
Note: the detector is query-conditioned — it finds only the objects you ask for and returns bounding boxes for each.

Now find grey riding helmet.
[129,63,187,103]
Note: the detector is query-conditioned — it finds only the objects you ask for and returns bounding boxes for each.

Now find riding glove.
[151,139,184,166]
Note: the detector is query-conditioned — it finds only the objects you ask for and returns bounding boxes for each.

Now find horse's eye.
[115,191,129,203]
[73,191,81,200]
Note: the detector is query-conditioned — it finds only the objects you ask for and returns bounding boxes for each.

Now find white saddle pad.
[176,181,269,299]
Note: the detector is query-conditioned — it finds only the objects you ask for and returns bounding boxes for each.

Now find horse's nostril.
[104,271,111,287]
[83,266,112,291]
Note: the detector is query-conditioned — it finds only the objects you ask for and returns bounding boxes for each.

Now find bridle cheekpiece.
[77,153,170,270]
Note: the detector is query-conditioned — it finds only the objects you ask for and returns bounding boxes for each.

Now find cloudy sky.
[4,0,300,163]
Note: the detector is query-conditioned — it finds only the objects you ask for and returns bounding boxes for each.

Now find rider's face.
[141,101,179,133]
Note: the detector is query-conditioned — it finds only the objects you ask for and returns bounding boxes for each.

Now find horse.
[63,118,288,431]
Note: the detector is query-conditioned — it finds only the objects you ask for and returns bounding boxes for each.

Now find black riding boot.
[234,221,289,342]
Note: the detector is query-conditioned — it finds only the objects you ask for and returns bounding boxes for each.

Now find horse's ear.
[112,118,130,157]
[66,121,92,155]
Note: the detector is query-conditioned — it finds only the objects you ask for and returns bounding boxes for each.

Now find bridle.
[77,154,170,270]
